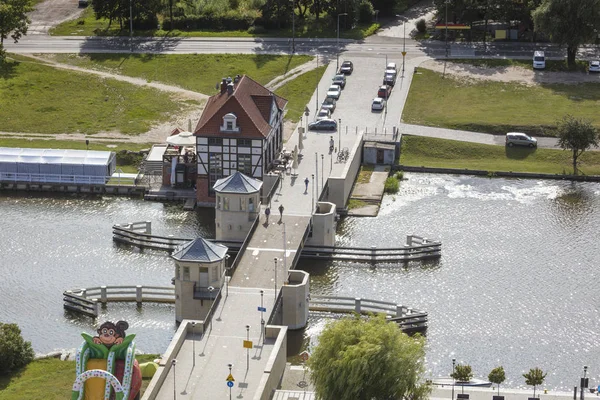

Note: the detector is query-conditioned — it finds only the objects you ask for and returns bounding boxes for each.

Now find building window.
[223,197,229,211]
[208,138,223,146]
[237,154,252,175]
[227,121,233,130]
[183,266,190,281]
[240,197,246,211]
[220,113,240,133]
[216,196,221,209]
[249,197,254,212]
[176,266,180,279]
[238,139,251,147]
[209,153,223,192]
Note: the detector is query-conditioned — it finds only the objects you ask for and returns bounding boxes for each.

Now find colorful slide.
[71,321,142,400]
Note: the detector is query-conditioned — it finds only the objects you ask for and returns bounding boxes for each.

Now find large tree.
[532,0,600,66]
[0,0,33,60]
[308,314,430,400]
[556,115,599,175]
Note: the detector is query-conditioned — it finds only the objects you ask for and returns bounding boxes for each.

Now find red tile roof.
[194,75,288,139]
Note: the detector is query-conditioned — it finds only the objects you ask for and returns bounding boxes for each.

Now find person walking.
[304,177,309,194]
[265,206,271,225]
[278,204,284,222]
[329,136,335,153]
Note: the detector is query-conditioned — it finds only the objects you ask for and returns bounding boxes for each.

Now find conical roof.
[171,238,228,262]
[213,171,262,194]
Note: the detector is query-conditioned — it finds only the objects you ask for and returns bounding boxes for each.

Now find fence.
[0,172,108,185]
[112,223,191,252]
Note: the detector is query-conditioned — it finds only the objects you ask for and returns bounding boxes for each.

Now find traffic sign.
[402,51,407,56]
[227,381,234,388]
[243,340,253,349]
[258,306,267,312]
[226,373,235,382]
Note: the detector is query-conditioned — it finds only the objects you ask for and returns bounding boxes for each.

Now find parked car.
[371,97,385,111]
[321,97,337,113]
[332,74,347,89]
[327,84,342,99]
[386,62,398,74]
[377,85,392,99]
[533,51,545,70]
[589,60,600,73]
[317,108,332,120]
[308,119,338,131]
[383,72,396,86]
[340,61,354,74]
[506,132,537,148]
[78,0,88,6]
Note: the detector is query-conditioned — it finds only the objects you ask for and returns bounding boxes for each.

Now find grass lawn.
[400,135,600,175]
[51,7,378,39]
[47,53,312,95]
[1,57,189,135]
[0,355,158,400]
[356,165,374,183]
[275,66,327,122]
[448,58,589,72]
[402,68,600,136]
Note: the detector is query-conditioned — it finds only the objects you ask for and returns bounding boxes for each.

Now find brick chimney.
[220,78,227,94]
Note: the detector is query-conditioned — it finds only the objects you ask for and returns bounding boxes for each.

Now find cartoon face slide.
[93,321,129,348]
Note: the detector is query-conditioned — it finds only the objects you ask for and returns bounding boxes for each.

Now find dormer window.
[220,113,240,133]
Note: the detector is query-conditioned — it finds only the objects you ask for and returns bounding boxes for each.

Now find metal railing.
[0,171,108,184]
[70,285,175,304]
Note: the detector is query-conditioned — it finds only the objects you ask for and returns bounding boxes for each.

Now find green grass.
[0,355,158,400]
[356,165,374,183]
[1,57,188,135]
[383,176,399,193]
[448,58,589,72]
[400,135,600,175]
[347,199,367,209]
[51,8,379,39]
[403,68,600,136]
[275,66,327,122]
[47,53,312,95]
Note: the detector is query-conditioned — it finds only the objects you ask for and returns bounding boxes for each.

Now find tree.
[532,0,600,66]
[488,366,506,396]
[308,314,430,400]
[523,367,547,399]
[0,323,35,374]
[451,364,473,382]
[556,114,599,175]
[0,0,33,61]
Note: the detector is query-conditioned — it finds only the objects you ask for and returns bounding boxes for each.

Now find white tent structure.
[0,147,116,184]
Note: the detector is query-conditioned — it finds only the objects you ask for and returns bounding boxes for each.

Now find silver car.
[327,84,342,99]
[506,132,537,148]
[589,61,600,73]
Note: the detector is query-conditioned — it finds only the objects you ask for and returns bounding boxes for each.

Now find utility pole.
[283,223,287,284]
[321,154,324,189]
[273,257,278,304]
[311,174,315,212]
[315,55,319,117]
[291,0,295,53]
[445,0,449,58]
[129,0,133,53]
[336,13,348,71]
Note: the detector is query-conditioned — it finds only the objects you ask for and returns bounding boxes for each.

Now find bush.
[394,170,404,180]
[247,25,267,34]
[0,323,35,374]
[162,12,258,31]
[358,0,375,24]
[415,18,426,33]
[384,176,399,193]
[451,364,474,382]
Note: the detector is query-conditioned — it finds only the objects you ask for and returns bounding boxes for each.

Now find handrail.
[0,171,109,184]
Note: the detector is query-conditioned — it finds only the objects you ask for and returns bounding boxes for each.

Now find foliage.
[0,0,33,62]
[488,366,506,395]
[451,364,473,382]
[556,115,599,175]
[394,170,404,180]
[308,314,430,400]
[347,199,367,209]
[357,0,375,23]
[415,18,426,33]
[357,164,374,183]
[523,367,547,398]
[274,65,327,122]
[533,0,600,66]
[384,176,399,193]
[91,0,161,30]
[0,323,35,374]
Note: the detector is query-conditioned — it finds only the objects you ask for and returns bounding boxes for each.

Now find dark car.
[377,85,391,99]
[383,72,396,87]
[332,74,347,89]
[308,119,338,131]
[321,97,337,113]
[340,61,354,75]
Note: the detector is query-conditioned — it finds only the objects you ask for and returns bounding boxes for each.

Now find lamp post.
[172,359,177,399]
[260,290,265,342]
[396,14,406,75]
[291,0,295,53]
[581,366,588,400]
[315,56,319,118]
[273,257,278,304]
[245,325,250,370]
[129,0,133,53]
[314,152,318,197]
[452,358,456,400]
[336,13,348,71]
[321,154,324,189]
[311,173,315,211]
[191,322,196,367]
[338,118,341,151]
[445,0,449,58]
[283,223,288,284]
[225,254,231,298]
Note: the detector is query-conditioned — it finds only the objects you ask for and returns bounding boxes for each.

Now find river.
[1,173,599,390]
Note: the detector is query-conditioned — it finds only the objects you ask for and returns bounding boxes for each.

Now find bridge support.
[281,270,310,330]
[307,202,336,247]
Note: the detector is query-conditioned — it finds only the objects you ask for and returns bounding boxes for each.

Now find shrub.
[451,364,473,382]
[384,176,399,193]
[415,18,426,33]
[394,170,404,180]
[247,25,267,34]
[358,0,375,24]
[0,323,35,374]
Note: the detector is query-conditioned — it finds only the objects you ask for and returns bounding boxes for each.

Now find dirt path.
[27,0,84,35]
[420,59,600,85]
[265,56,321,91]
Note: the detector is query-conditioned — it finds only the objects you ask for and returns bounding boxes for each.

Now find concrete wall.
[363,146,395,165]
[281,270,310,330]
[326,133,363,209]
[262,173,279,203]
[253,325,288,400]
[215,192,260,241]
[175,280,212,322]
[307,202,336,247]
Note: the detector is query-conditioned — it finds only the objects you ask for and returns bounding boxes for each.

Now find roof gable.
[213,171,262,194]
[171,238,228,262]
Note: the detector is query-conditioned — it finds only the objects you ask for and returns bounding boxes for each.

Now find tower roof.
[213,171,262,194]
[171,238,228,262]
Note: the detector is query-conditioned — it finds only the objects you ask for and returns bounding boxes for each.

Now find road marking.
[247,247,297,253]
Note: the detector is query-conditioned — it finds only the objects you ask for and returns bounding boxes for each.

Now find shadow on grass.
[505,146,536,160]
[0,59,19,80]
[0,367,25,391]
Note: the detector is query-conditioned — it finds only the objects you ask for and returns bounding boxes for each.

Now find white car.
[317,108,331,120]
[371,97,385,111]
[589,61,600,73]
[326,84,342,99]
[506,132,537,148]
[386,62,397,74]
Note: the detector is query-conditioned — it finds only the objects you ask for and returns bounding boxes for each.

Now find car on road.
[317,108,332,120]
[332,74,347,89]
[327,84,342,99]
[321,97,337,113]
[386,62,398,74]
[371,97,385,111]
[340,61,354,74]
[308,119,338,131]
[383,72,396,87]
[589,60,600,73]
[377,85,392,99]
[506,132,537,148]
[533,51,545,70]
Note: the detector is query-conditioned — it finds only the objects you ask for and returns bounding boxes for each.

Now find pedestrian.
[329,136,335,153]
[304,177,309,194]
[278,204,284,221]
[265,206,271,225]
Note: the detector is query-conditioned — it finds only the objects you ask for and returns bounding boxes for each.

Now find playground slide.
[71,321,142,400]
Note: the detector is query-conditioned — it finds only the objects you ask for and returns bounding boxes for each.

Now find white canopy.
[167,131,195,146]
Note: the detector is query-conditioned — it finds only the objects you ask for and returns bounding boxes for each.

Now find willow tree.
[308,314,430,400]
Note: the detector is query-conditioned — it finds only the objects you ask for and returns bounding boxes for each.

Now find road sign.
[402,51,407,56]
[243,340,253,349]
[304,107,310,116]
[227,381,234,388]
[258,306,267,312]
[226,373,235,382]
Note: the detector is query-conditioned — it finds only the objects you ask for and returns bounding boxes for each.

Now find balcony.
[193,282,219,300]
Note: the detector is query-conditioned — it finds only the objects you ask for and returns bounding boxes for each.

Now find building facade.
[194,75,287,206]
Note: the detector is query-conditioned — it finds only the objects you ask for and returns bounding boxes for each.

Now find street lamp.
[283,223,288,284]
[452,358,456,400]
[582,366,589,400]
[291,0,295,53]
[336,13,348,70]
[172,359,177,399]
[445,0,450,58]
[129,0,133,53]
[191,322,196,367]
[311,173,315,211]
[321,154,324,189]
[396,14,407,75]
[245,325,250,370]
[273,257,278,304]
[338,118,341,151]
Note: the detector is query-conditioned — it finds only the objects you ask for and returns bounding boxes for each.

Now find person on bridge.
[329,136,335,153]
[265,206,271,225]
[278,204,284,222]
[304,177,309,194]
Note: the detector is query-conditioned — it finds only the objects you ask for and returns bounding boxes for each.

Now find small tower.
[171,238,228,322]
[213,171,262,241]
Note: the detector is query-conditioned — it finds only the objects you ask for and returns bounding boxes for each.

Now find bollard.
[101,286,107,303]
[406,235,413,246]
[136,285,143,304]
[92,299,99,317]
[145,221,152,234]
[396,305,404,317]
[575,386,578,400]
[81,288,87,298]
[355,298,362,314]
